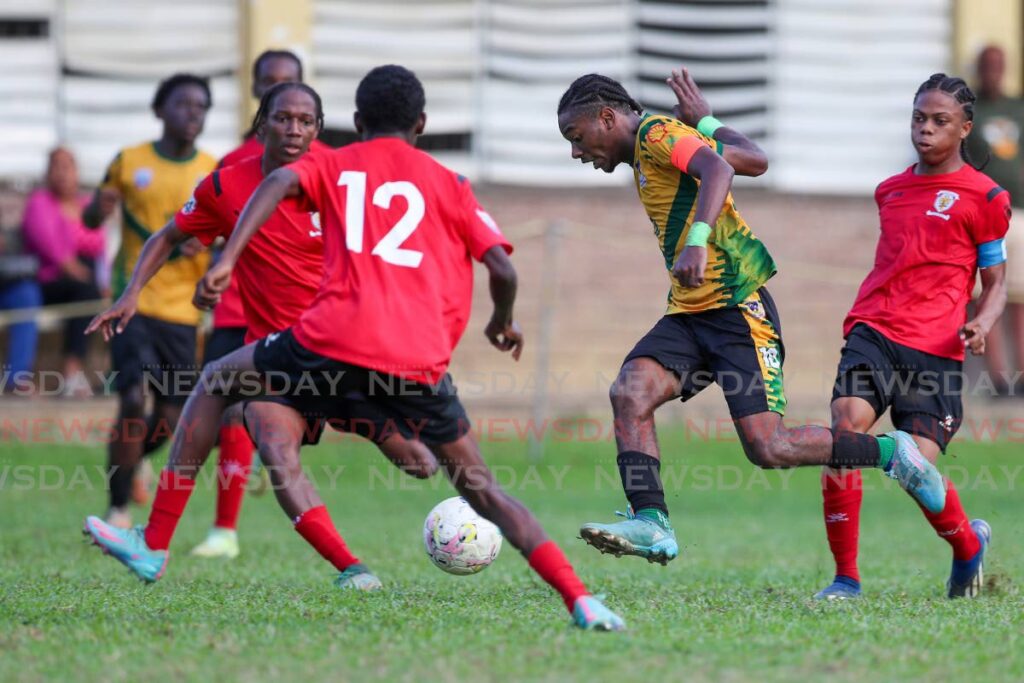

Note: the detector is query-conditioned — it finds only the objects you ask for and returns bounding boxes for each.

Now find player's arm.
[962,254,1008,356]
[667,68,768,177]
[83,153,124,228]
[482,245,523,361]
[85,220,191,340]
[668,141,735,288]
[204,167,301,298]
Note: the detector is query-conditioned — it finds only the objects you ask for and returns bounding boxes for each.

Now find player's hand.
[192,278,220,310]
[960,319,989,356]
[485,316,524,361]
[672,246,706,288]
[97,187,120,217]
[179,237,205,258]
[667,67,712,128]
[195,260,233,310]
[85,294,137,342]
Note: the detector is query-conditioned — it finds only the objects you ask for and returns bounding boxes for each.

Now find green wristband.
[684,221,712,247]
[696,115,724,138]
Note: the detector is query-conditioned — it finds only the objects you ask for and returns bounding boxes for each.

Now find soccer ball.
[422,497,502,575]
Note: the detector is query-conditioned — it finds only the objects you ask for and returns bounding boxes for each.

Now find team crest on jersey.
[133,168,153,190]
[926,190,959,220]
[309,211,322,238]
[636,162,648,188]
[646,123,667,144]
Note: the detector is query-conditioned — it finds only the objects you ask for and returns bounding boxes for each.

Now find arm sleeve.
[456,178,513,261]
[642,119,718,172]
[971,186,1012,244]
[285,153,324,208]
[174,172,227,246]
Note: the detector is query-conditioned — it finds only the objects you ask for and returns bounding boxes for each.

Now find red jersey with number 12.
[845,163,1011,360]
[287,137,512,383]
[175,156,324,342]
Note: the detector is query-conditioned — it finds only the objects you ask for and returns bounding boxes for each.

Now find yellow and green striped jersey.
[102,142,215,326]
[633,114,776,314]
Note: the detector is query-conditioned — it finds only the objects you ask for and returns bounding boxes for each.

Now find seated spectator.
[21,147,104,396]
[0,231,41,394]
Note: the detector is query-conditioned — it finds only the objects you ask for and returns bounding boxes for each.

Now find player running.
[83,73,216,528]
[86,82,436,591]
[556,69,947,565]
[85,65,624,630]
[191,49,333,560]
[815,74,1007,601]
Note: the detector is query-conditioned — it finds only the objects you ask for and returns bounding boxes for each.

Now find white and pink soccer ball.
[423,497,502,575]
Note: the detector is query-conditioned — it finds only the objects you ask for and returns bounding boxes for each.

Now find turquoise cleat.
[83,516,168,583]
[948,519,991,599]
[335,563,383,591]
[884,430,946,513]
[813,576,862,600]
[579,507,678,565]
[572,595,625,632]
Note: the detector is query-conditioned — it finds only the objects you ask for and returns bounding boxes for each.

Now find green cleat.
[579,507,678,565]
[335,563,383,591]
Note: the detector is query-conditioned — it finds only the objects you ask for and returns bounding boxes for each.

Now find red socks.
[293,506,360,571]
[821,468,862,582]
[144,469,196,550]
[214,424,255,530]
[916,479,980,561]
[527,540,589,612]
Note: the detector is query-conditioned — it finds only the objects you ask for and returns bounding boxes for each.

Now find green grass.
[1,428,1022,682]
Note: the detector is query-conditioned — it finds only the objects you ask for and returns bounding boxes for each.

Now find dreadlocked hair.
[915,72,987,170]
[557,74,643,117]
[251,81,324,138]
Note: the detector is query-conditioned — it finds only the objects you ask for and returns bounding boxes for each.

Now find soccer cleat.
[572,595,626,632]
[83,516,168,583]
[189,527,240,559]
[579,507,678,565]
[883,431,946,514]
[947,519,991,599]
[335,563,383,591]
[814,576,862,600]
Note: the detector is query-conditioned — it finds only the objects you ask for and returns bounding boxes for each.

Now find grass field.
[2,427,1022,682]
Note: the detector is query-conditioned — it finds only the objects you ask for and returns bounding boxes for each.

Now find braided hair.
[557,74,643,117]
[251,81,324,138]
[915,73,987,170]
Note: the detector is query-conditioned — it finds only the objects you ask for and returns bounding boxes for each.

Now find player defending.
[815,74,1006,600]
[83,74,216,527]
[557,69,946,565]
[86,65,624,631]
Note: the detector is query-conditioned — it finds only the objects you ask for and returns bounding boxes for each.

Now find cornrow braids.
[251,81,324,136]
[915,72,987,170]
[557,74,643,117]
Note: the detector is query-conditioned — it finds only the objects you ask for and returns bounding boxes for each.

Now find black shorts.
[832,323,963,451]
[204,326,247,366]
[110,314,198,403]
[242,393,416,446]
[624,287,786,419]
[251,328,469,446]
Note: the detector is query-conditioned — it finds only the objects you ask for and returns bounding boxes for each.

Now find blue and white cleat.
[579,508,678,565]
[335,563,383,591]
[884,430,946,513]
[813,576,862,600]
[83,516,168,583]
[947,519,991,599]
[572,595,625,631]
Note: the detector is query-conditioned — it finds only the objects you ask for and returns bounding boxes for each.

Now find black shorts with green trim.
[623,287,786,419]
[832,323,963,452]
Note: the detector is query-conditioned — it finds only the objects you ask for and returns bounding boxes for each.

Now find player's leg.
[191,327,255,559]
[431,433,623,630]
[891,360,988,598]
[245,400,381,590]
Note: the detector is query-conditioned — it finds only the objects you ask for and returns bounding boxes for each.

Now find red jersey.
[287,137,512,383]
[175,156,324,342]
[845,163,1011,360]
[210,137,331,328]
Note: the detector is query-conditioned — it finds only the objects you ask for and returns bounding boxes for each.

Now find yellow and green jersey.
[633,114,776,314]
[102,142,216,326]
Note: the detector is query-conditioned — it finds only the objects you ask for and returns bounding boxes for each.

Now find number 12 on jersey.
[337,171,425,268]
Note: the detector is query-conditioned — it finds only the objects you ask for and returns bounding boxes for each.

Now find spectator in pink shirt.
[21,147,104,393]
